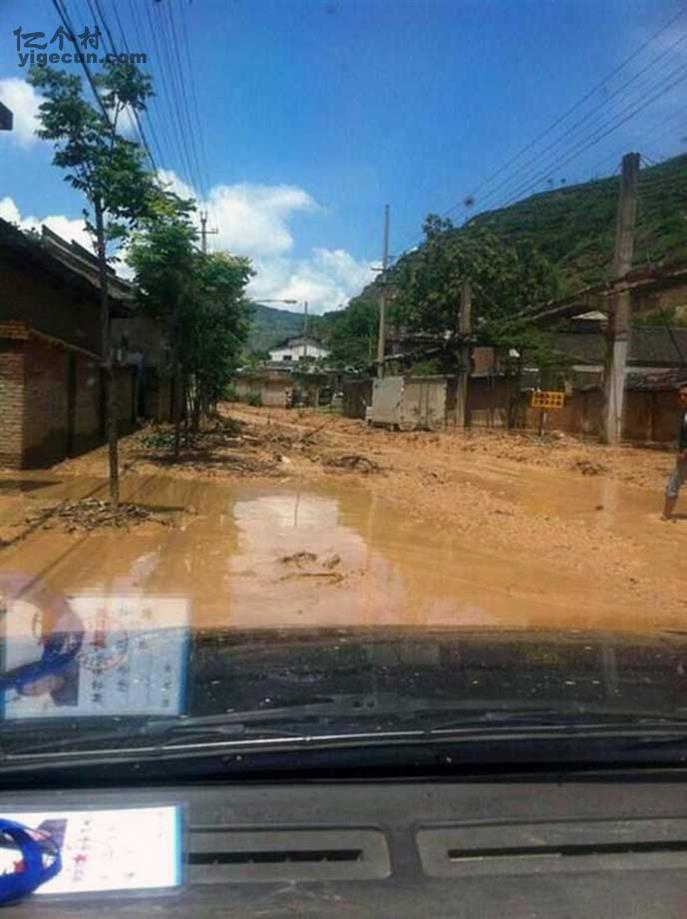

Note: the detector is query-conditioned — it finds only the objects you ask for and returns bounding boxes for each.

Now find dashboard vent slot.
[418,819,687,877]
[189,828,390,882]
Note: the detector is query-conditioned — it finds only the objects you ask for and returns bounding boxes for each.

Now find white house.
[269,335,330,363]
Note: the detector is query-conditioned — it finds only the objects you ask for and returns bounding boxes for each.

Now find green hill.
[469,152,687,289]
[247,302,305,353]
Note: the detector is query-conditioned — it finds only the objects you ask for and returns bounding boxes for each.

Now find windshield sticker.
[0,596,189,720]
[0,806,181,895]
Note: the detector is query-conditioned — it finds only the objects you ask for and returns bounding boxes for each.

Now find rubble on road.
[280,551,318,566]
[323,453,382,474]
[24,498,173,533]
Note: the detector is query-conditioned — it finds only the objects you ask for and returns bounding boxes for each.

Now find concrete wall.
[235,376,293,408]
[343,379,373,419]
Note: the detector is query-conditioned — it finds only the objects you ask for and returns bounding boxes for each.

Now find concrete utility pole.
[455,280,472,428]
[303,301,309,359]
[376,204,390,378]
[200,210,218,254]
[602,152,640,445]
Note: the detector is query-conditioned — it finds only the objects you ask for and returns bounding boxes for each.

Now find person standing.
[662,382,687,520]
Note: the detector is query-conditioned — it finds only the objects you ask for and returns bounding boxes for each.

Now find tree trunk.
[173,359,182,460]
[191,380,202,434]
[94,197,119,508]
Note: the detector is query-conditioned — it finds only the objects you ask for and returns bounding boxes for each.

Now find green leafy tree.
[128,203,254,448]
[126,196,199,457]
[182,251,254,432]
[29,62,157,506]
[391,215,562,353]
[319,299,379,371]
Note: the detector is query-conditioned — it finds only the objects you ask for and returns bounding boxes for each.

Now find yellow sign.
[531,390,565,410]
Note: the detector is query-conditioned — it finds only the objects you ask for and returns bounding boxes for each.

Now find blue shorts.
[666,459,687,500]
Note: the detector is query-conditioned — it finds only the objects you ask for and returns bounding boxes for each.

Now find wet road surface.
[0,469,685,635]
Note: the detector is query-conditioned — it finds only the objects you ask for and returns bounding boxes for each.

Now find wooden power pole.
[455,280,472,427]
[376,204,390,378]
[602,152,640,445]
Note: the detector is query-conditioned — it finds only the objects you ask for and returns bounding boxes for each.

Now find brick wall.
[0,257,101,354]
[22,337,69,467]
[0,339,25,467]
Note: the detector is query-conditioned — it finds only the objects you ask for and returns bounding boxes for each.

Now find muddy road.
[0,405,685,633]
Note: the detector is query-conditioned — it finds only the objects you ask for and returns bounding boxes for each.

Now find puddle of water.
[0,474,680,634]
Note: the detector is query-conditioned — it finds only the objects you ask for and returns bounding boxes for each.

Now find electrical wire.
[389,5,687,277]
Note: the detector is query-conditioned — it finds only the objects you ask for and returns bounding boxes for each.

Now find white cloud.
[247,247,376,312]
[0,195,93,252]
[2,167,375,312]
[0,78,41,146]
[156,170,373,312]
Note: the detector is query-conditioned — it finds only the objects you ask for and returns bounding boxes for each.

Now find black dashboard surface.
[3,775,687,918]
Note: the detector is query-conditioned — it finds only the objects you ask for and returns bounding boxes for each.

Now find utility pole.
[455,280,472,428]
[376,204,390,378]
[602,152,640,445]
[200,210,218,254]
[303,301,309,359]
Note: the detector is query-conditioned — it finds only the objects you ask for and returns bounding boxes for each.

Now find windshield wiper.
[8,696,687,761]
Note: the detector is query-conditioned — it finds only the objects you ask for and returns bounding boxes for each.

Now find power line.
[461,24,687,218]
[124,0,179,175]
[144,0,197,193]
[163,1,205,199]
[459,4,687,214]
[389,5,687,273]
[497,61,687,210]
[84,0,161,180]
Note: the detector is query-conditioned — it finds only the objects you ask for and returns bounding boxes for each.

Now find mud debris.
[573,458,608,476]
[324,453,382,474]
[280,551,318,566]
[24,498,168,533]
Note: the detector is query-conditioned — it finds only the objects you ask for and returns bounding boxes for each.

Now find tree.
[318,298,379,371]
[128,203,254,448]
[390,215,563,364]
[182,251,254,432]
[29,63,157,507]
[126,196,199,457]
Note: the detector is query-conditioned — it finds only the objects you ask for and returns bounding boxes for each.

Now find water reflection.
[0,476,679,635]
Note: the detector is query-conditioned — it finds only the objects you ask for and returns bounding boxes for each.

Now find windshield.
[2,0,687,885]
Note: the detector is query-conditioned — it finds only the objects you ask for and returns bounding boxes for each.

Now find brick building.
[0,219,170,468]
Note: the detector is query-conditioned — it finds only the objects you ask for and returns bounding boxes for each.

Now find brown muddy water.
[0,471,684,635]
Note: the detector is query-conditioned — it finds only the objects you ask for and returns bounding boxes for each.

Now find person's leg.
[663,460,687,519]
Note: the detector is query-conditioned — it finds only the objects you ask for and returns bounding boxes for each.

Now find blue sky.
[1,0,686,312]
